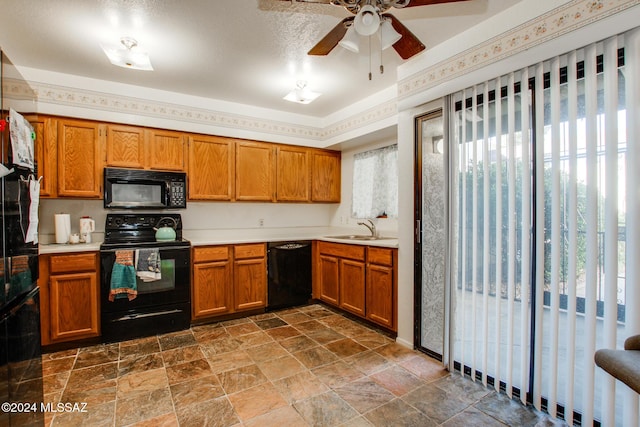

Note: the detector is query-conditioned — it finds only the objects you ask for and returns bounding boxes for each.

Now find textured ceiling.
[0,0,520,118]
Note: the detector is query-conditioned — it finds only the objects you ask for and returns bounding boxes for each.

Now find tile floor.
[41,304,564,426]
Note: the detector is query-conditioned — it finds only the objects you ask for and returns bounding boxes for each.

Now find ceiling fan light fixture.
[338,25,360,53]
[380,19,401,50]
[101,37,153,71]
[354,5,380,36]
[283,80,321,104]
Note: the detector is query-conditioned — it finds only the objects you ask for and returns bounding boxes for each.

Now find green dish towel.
[109,250,137,301]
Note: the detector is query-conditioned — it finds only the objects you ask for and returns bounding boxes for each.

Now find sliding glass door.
[446,28,640,426]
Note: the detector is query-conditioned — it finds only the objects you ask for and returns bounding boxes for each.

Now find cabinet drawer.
[318,242,365,261]
[193,246,229,263]
[234,243,266,260]
[367,247,394,267]
[50,253,97,274]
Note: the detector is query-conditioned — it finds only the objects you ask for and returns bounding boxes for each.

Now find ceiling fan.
[280,0,469,60]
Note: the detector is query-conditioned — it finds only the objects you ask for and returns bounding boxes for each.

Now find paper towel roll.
[55,214,71,244]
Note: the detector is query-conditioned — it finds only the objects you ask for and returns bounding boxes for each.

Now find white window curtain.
[449,27,640,426]
[351,144,398,218]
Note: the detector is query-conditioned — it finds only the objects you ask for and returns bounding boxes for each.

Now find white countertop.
[185,227,398,248]
[38,227,398,254]
[39,241,102,254]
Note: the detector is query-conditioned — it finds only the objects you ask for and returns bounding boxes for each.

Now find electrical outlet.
[259,218,264,227]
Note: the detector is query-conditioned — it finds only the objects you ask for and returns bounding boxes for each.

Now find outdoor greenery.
[456,157,592,299]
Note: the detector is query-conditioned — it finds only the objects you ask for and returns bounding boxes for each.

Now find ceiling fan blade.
[402,0,469,6]
[308,17,354,56]
[384,14,425,60]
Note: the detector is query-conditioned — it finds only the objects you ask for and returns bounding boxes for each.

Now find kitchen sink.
[325,235,396,241]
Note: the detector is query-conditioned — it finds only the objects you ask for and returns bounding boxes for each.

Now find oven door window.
[100,247,190,309]
[137,259,175,293]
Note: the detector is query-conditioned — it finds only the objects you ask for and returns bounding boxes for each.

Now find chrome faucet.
[357,219,377,238]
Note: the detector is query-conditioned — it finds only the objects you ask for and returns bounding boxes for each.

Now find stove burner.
[101,213,189,249]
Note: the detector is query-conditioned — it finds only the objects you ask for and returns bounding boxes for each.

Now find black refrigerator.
[0,121,44,424]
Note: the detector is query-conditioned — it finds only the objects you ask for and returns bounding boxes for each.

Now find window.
[351,144,398,218]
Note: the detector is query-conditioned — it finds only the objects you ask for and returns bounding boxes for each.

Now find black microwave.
[104,168,187,209]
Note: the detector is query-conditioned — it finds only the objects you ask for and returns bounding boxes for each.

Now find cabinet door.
[188,135,234,200]
[276,146,309,202]
[28,115,57,197]
[311,150,340,202]
[49,271,99,342]
[192,260,233,319]
[57,119,103,198]
[235,141,274,201]
[366,264,394,329]
[106,124,145,168]
[234,257,266,311]
[318,255,340,306]
[146,129,185,171]
[339,259,366,317]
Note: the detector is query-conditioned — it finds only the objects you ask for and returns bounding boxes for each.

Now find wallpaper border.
[398,0,640,100]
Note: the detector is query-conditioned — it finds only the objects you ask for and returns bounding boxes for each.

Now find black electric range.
[99,213,191,342]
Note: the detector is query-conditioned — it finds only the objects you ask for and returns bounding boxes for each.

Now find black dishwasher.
[267,241,312,310]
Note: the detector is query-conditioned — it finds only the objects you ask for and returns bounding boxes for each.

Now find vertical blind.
[449,27,640,426]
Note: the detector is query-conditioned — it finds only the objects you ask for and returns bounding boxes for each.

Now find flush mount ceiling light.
[101,37,153,71]
[283,80,321,104]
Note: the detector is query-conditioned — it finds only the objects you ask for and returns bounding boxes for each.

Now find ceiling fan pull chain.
[380,32,384,75]
[368,35,372,80]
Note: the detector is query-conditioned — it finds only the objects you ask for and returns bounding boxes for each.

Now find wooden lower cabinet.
[192,243,266,320]
[192,246,233,318]
[339,259,366,317]
[39,252,100,345]
[318,255,340,306]
[365,247,397,330]
[316,242,397,331]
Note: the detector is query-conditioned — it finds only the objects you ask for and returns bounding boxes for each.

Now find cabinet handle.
[415,220,421,244]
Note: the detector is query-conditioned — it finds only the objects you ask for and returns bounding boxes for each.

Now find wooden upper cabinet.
[311,149,341,202]
[188,134,235,200]
[235,141,275,201]
[146,129,185,171]
[276,146,309,202]
[27,115,57,197]
[57,119,103,198]
[106,124,145,169]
